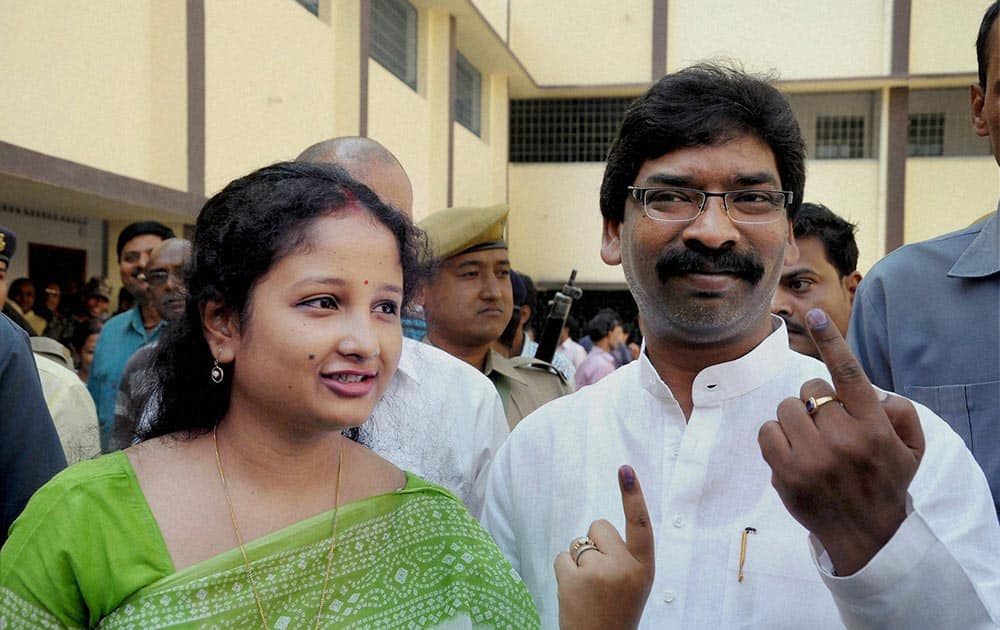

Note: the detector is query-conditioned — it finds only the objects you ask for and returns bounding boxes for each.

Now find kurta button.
[663,590,676,603]
[671,447,680,457]
[672,514,684,527]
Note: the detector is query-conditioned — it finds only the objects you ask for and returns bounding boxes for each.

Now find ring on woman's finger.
[570,536,594,553]
[572,543,600,566]
[805,395,839,415]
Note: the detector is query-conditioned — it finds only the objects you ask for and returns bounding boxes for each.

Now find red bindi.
[364,279,368,285]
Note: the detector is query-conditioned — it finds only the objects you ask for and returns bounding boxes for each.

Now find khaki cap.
[418,203,508,261]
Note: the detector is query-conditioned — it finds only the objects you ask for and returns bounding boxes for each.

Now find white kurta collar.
[638,316,794,406]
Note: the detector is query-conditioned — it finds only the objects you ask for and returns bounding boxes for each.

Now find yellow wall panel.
[452,124,495,207]
[909,0,984,75]
[668,0,886,79]
[508,163,626,286]
[470,0,508,41]
[904,157,998,244]
[367,62,436,219]
[204,0,336,194]
[1,0,185,188]
[801,160,882,273]
[509,0,651,85]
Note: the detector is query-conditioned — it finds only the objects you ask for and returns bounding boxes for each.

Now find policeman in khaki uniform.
[419,204,571,428]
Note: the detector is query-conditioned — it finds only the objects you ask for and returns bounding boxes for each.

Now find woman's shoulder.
[26,451,135,506]
[3,451,146,548]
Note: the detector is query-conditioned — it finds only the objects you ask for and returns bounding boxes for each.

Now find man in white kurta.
[483,320,1000,627]
[366,336,507,516]
[482,63,1000,628]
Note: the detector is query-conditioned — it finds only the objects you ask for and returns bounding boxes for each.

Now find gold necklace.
[213,427,343,629]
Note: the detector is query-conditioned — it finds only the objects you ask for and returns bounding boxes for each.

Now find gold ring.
[805,395,838,415]
[570,536,594,554]
[573,543,600,565]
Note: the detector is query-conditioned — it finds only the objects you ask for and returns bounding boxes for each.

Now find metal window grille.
[455,52,481,136]
[907,113,945,157]
[815,116,866,159]
[292,0,319,16]
[509,97,634,163]
[370,0,417,90]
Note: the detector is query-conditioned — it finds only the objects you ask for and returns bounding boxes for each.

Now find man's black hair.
[792,202,859,278]
[587,308,621,343]
[978,1,999,89]
[600,63,806,224]
[116,221,176,261]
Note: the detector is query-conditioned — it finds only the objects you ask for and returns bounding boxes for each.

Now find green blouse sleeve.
[0,452,173,628]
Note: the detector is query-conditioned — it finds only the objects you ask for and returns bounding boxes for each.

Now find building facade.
[2,0,994,298]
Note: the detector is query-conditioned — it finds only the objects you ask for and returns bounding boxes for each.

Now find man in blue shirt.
[0,226,66,544]
[849,1,1000,513]
[87,221,174,451]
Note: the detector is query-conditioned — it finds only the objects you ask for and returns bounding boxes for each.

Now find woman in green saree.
[0,162,539,629]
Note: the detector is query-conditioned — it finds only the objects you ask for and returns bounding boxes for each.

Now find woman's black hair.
[143,161,429,440]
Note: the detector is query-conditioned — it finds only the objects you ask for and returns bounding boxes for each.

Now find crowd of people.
[0,3,998,628]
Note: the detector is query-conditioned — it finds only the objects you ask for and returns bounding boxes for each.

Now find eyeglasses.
[144,268,184,287]
[628,186,792,224]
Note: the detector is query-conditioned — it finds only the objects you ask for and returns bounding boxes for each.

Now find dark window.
[455,52,481,136]
[815,116,866,159]
[370,0,418,90]
[509,97,634,162]
[292,0,319,16]
[907,113,945,156]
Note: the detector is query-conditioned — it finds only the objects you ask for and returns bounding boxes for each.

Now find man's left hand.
[758,308,925,576]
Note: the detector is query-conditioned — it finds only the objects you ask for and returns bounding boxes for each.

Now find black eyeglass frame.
[627,186,793,224]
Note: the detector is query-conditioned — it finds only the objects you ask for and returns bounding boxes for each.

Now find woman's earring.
[210,360,224,384]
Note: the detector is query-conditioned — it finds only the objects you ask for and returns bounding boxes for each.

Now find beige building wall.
[904,157,998,243]
[453,124,497,208]
[508,0,651,85]
[368,59,438,218]
[668,0,886,78]
[470,0,508,40]
[508,163,626,286]
[910,0,984,75]
[203,0,337,194]
[801,161,883,273]
[1,0,187,190]
[453,72,508,208]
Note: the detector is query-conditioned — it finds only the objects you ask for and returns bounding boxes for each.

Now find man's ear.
[844,271,863,303]
[601,217,623,265]
[519,305,532,327]
[201,299,239,362]
[783,220,800,267]
[971,83,989,137]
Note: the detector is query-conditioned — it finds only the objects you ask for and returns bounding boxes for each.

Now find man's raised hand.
[758,308,924,576]
[555,465,655,629]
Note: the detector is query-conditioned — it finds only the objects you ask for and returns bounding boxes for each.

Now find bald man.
[298,137,413,217]
[297,137,508,517]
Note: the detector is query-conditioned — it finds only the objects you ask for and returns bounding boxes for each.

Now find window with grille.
[292,0,319,16]
[509,97,634,163]
[455,52,481,136]
[370,0,417,90]
[907,113,945,157]
[815,116,866,159]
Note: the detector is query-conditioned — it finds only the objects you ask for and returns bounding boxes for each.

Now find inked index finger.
[618,465,654,567]
[805,308,881,415]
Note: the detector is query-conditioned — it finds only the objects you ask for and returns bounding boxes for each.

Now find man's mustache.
[655,247,765,286]
[777,313,807,336]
